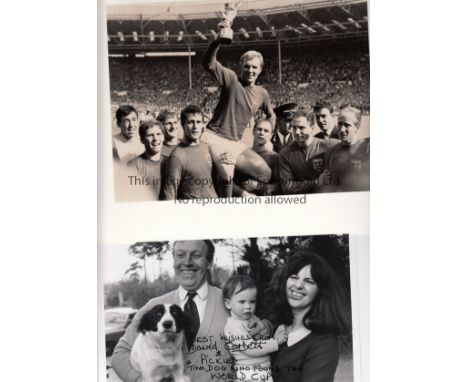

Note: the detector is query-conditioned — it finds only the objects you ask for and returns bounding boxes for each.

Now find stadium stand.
[107,0,369,120]
[109,44,369,115]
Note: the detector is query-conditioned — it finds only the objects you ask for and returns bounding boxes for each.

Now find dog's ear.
[137,304,165,333]
[170,304,191,333]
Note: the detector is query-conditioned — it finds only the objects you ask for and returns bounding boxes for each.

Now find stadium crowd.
[109,45,370,116]
[111,41,369,202]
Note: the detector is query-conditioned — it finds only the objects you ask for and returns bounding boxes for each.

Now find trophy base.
[219,37,233,45]
[219,27,233,45]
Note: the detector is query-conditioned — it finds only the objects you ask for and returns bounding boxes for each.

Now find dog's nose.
[162,320,173,329]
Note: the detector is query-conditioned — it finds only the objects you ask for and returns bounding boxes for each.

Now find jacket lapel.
[197,285,216,337]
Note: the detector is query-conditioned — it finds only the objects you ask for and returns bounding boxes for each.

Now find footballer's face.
[278,118,292,136]
[314,108,334,133]
[162,116,179,140]
[253,120,273,145]
[173,241,211,292]
[291,116,314,146]
[240,57,262,86]
[141,126,164,156]
[338,111,360,146]
[183,113,204,143]
[119,111,139,140]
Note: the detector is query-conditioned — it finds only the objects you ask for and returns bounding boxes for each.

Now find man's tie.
[183,291,200,350]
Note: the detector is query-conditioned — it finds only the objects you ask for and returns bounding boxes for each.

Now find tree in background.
[124,261,143,281]
[106,235,351,334]
[211,235,350,320]
[210,264,232,289]
[127,241,170,282]
[105,277,179,309]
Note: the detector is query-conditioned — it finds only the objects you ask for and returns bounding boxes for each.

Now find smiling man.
[279,111,333,195]
[234,119,281,196]
[157,109,181,161]
[112,105,145,165]
[126,120,165,201]
[162,105,218,200]
[313,100,340,142]
[111,240,271,382]
[202,26,275,197]
[318,106,370,192]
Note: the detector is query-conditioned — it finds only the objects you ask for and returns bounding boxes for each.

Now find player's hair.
[223,275,257,301]
[339,105,362,126]
[313,100,334,114]
[138,120,163,140]
[180,105,203,126]
[291,110,311,124]
[268,252,351,335]
[156,109,178,124]
[240,50,264,68]
[253,118,273,132]
[116,105,138,124]
[172,240,215,264]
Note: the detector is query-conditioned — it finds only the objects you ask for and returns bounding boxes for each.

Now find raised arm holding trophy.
[218,3,238,44]
[201,3,275,197]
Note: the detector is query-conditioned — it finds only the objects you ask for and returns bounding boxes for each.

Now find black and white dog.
[130,304,191,382]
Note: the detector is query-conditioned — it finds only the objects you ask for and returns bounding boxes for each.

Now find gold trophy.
[218,3,238,44]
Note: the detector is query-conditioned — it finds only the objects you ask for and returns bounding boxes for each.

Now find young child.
[223,275,288,382]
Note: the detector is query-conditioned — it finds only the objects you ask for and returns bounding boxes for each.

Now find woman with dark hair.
[269,252,351,382]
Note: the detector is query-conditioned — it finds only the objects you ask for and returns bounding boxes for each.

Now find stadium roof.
[107,0,364,20]
[107,0,368,52]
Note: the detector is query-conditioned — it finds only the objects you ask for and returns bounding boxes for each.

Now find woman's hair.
[269,252,351,334]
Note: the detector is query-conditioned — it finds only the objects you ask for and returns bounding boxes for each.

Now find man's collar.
[141,152,162,162]
[341,138,362,151]
[178,282,209,301]
[164,139,180,147]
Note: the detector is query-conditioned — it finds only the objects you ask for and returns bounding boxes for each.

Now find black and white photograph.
[7,1,468,382]
[106,0,370,202]
[101,234,363,382]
